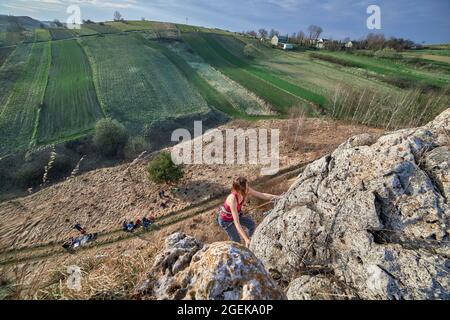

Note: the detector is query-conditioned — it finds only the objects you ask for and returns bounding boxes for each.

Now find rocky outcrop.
[251,109,450,300]
[138,233,285,300]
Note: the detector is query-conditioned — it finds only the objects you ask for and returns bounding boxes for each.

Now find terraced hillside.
[80,34,210,133]
[0,16,448,158]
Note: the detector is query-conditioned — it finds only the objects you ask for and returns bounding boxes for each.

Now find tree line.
[243,25,417,51]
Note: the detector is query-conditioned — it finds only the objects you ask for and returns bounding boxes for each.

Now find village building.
[271,35,294,50]
[315,38,329,49]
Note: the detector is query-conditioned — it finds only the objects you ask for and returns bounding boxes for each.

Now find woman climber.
[218,177,279,248]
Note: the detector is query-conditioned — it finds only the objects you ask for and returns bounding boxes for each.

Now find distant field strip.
[0,44,33,113]
[37,40,103,144]
[71,26,99,37]
[49,28,75,40]
[105,21,150,32]
[0,42,51,155]
[82,23,119,34]
[183,33,304,114]
[0,46,14,67]
[81,34,209,133]
[315,51,450,88]
[35,29,52,42]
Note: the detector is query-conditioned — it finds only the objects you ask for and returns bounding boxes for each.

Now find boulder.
[138,232,286,300]
[287,275,351,300]
[251,109,450,300]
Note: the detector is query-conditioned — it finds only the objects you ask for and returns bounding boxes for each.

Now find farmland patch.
[0,44,33,112]
[82,23,119,34]
[0,46,14,67]
[0,42,51,155]
[48,28,75,40]
[160,40,273,115]
[37,40,102,144]
[35,28,52,42]
[72,26,98,37]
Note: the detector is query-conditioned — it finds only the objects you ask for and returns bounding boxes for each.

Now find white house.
[345,41,353,49]
[271,35,293,50]
[316,38,325,49]
[271,35,279,46]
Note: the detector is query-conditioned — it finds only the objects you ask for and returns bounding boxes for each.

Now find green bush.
[124,135,150,160]
[93,118,127,157]
[147,152,183,184]
[374,48,402,59]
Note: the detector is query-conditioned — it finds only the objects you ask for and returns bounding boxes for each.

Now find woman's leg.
[239,215,256,237]
[218,215,241,243]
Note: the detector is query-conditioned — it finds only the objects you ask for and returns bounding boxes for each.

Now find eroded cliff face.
[251,109,450,300]
[137,233,286,300]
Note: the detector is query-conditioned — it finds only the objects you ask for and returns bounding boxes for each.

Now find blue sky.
[1,0,449,44]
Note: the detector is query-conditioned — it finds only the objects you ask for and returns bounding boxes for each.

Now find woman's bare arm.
[248,187,279,201]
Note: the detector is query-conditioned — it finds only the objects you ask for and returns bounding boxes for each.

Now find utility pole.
[186,17,189,25]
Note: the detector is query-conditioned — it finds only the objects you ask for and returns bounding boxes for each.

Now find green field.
[0,42,51,155]
[141,37,241,118]
[312,51,450,89]
[82,23,119,34]
[158,40,273,116]
[0,44,33,111]
[35,29,52,42]
[81,34,209,133]
[0,46,14,67]
[37,40,103,144]
[183,33,317,115]
[105,21,150,32]
[48,28,75,40]
[71,26,99,37]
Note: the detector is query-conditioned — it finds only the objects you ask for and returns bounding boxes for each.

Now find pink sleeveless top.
[220,192,245,222]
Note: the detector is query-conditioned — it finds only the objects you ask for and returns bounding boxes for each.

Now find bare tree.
[114,11,122,22]
[307,24,323,40]
[291,32,297,42]
[269,28,279,38]
[366,32,385,50]
[297,31,305,45]
[258,28,268,39]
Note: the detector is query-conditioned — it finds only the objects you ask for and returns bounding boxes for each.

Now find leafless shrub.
[330,85,449,129]
[41,145,56,187]
[284,106,307,151]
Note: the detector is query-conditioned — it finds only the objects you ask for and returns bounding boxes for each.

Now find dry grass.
[330,85,449,130]
[0,117,384,300]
